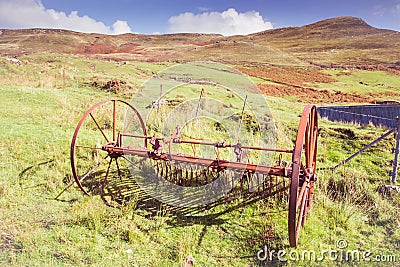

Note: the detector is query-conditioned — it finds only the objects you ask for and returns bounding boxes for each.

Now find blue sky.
[0,0,399,35]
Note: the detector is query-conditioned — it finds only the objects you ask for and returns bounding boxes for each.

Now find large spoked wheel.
[288,104,318,247]
[70,99,147,204]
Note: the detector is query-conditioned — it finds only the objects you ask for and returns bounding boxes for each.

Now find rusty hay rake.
[70,97,318,247]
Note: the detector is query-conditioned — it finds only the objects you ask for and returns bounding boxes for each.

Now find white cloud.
[111,20,132,35]
[168,8,273,36]
[396,4,400,13]
[0,0,132,34]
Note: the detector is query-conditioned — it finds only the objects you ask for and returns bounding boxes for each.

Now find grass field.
[1,55,400,266]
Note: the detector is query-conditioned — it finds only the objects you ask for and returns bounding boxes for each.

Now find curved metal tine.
[172,163,177,184]
[184,163,189,185]
[115,158,123,182]
[248,172,253,193]
[189,164,193,184]
[231,171,235,190]
[269,175,273,196]
[167,161,175,183]
[194,165,198,185]
[171,163,176,183]
[242,172,247,193]
[175,164,180,184]
[224,171,229,190]
[159,161,164,179]
[262,174,267,197]
[167,161,172,181]
[195,165,199,184]
[246,172,251,195]
[167,162,172,182]
[161,161,168,180]
[168,161,173,182]
[156,160,161,176]
[101,158,113,204]
[277,176,281,199]
[198,166,203,184]
[203,167,207,183]
[158,161,165,185]
[152,159,157,172]
[240,172,244,192]
[178,163,183,185]
[175,163,180,185]
[263,174,267,192]
[188,163,192,185]
[180,163,185,185]
[183,165,186,185]
[114,158,125,200]
[201,167,205,183]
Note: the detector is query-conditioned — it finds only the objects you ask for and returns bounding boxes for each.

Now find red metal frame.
[70,99,318,247]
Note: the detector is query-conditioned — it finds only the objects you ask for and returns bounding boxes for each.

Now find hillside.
[1,16,399,65]
[250,16,400,65]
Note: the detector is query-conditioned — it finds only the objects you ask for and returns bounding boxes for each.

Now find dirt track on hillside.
[258,84,373,104]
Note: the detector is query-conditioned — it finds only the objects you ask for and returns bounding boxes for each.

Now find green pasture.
[0,55,399,266]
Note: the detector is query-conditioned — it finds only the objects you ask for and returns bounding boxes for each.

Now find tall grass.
[1,55,399,266]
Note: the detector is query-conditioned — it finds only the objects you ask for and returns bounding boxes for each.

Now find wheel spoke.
[296,186,309,237]
[90,113,110,143]
[76,145,103,150]
[296,181,307,210]
[122,155,136,166]
[78,155,109,183]
[123,111,137,133]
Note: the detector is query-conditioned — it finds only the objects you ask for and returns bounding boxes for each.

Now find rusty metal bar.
[331,128,395,169]
[119,133,293,153]
[103,145,290,176]
[89,113,109,143]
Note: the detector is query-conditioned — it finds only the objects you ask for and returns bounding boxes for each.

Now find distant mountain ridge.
[1,16,399,65]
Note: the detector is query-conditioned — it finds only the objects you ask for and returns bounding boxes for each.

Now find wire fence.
[317,104,399,129]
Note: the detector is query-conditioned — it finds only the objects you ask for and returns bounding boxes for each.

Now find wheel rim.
[288,104,318,247]
[70,99,147,199]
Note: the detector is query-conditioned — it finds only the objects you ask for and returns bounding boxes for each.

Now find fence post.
[392,117,400,184]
